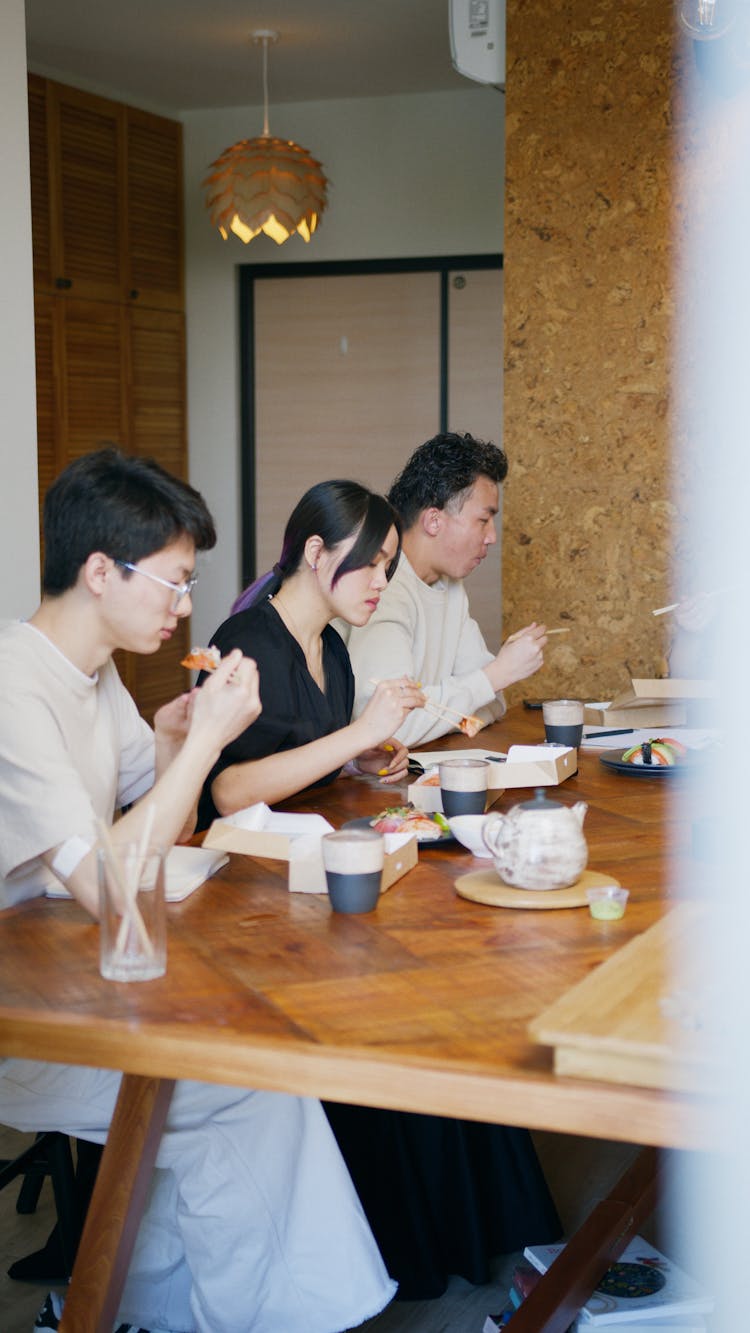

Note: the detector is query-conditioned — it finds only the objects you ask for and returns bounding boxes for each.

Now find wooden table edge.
[0,1015,718,1152]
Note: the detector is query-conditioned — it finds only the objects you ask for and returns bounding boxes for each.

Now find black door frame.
[238,253,503,587]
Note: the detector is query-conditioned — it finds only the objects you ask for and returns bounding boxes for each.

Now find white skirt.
[0,1059,397,1333]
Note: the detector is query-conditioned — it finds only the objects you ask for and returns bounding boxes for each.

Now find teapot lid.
[517,786,565,811]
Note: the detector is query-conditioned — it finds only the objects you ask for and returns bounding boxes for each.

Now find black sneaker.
[34,1292,64,1331]
[34,1291,151,1333]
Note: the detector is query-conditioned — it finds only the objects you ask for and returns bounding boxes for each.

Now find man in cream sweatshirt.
[345,432,547,747]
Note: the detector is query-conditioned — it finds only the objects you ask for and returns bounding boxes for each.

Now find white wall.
[182,86,504,645]
[0,0,40,619]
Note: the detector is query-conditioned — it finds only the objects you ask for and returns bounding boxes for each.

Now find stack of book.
[482,1236,713,1331]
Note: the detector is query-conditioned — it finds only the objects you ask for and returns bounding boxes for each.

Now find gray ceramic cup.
[542,698,584,748]
[439,758,489,818]
[322,829,385,913]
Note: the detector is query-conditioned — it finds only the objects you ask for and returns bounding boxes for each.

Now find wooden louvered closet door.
[129,307,189,715]
[28,76,188,721]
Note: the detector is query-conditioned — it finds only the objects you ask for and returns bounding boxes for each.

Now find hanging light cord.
[261,37,270,137]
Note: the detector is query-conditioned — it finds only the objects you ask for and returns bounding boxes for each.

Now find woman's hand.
[354,737,410,785]
[189,649,262,751]
[488,623,547,692]
[358,677,425,749]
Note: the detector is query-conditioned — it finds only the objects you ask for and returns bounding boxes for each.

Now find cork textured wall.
[502,0,684,701]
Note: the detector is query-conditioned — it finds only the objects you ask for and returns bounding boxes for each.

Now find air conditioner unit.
[449,0,505,87]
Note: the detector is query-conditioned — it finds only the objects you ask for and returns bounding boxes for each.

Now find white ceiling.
[24,0,472,116]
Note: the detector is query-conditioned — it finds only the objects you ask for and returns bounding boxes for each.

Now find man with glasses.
[0,448,397,1333]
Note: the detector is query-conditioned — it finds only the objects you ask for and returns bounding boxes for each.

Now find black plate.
[343,813,455,846]
[598,747,696,777]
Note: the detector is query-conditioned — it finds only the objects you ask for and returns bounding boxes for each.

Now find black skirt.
[324,1103,562,1300]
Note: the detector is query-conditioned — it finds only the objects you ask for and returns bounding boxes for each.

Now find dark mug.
[439,758,489,819]
[542,699,583,748]
[322,830,384,914]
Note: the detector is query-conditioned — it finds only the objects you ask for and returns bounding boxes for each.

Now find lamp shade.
[203,134,329,245]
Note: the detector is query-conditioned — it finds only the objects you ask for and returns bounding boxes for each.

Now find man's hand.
[189,649,262,752]
[674,594,717,635]
[155,690,194,743]
[153,691,197,778]
[485,622,547,693]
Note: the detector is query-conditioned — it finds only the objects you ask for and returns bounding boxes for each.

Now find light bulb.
[679,0,737,40]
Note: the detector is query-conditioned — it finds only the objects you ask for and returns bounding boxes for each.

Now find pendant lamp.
[203,30,329,246]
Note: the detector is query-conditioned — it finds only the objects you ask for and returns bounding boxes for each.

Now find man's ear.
[82,551,113,597]
[420,507,442,538]
[303,535,325,572]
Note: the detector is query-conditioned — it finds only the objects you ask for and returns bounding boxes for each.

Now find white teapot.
[482,787,588,890]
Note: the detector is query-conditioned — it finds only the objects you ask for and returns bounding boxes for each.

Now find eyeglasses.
[115,560,198,606]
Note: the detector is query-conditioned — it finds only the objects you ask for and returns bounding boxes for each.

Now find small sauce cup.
[586,885,629,920]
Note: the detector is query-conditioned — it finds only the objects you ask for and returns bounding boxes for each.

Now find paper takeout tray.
[408,745,576,809]
[584,677,717,728]
[202,803,417,894]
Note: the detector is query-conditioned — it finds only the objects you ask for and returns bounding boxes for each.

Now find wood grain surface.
[0,708,716,1152]
[529,902,719,1093]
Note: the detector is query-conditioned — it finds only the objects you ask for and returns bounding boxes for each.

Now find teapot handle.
[482,811,506,856]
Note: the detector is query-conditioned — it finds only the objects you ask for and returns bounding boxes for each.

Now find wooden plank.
[506,1148,664,1332]
[529,903,722,1093]
[59,1075,174,1333]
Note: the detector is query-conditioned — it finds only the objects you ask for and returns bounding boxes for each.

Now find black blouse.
[196,599,354,831]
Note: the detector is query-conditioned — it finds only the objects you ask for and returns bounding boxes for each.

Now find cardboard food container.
[584,677,717,729]
[408,745,576,809]
[202,803,417,894]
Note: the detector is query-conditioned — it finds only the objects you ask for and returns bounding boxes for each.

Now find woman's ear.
[82,551,113,597]
[303,535,324,572]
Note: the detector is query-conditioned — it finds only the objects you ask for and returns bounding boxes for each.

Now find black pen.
[583,728,635,739]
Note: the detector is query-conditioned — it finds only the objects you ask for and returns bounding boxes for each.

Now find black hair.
[387,432,508,529]
[232,479,401,614]
[42,447,216,596]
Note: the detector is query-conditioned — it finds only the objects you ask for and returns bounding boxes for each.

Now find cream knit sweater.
[342,554,505,747]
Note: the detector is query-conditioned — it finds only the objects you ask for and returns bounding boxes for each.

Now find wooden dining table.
[0,706,717,1332]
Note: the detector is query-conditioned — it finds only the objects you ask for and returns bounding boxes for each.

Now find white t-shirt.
[0,621,155,908]
[342,553,506,747]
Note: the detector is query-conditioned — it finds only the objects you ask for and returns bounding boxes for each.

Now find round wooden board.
[455,867,621,910]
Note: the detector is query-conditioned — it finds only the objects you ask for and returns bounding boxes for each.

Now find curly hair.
[387,432,508,529]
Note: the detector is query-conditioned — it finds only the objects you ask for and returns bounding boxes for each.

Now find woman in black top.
[198,479,561,1300]
[197,480,424,829]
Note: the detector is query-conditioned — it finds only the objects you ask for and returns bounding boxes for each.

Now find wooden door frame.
[238,253,503,588]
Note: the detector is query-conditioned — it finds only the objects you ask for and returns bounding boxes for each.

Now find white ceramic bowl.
[448,814,492,858]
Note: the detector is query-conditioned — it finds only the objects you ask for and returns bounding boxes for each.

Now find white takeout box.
[202,802,418,894]
[408,745,576,810]
[584,677,717,728]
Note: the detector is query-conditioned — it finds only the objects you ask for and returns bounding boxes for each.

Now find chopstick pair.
[367,678,479,734]
[422,700,481,731]
[96,805,157,962]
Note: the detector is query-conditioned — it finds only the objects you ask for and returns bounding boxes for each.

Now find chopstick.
[652,589,721,616]
[113,802,156,959]
[545,627,571,635]
[96,817,154,959]
[366,677,477,730]
[423,699,475,724]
